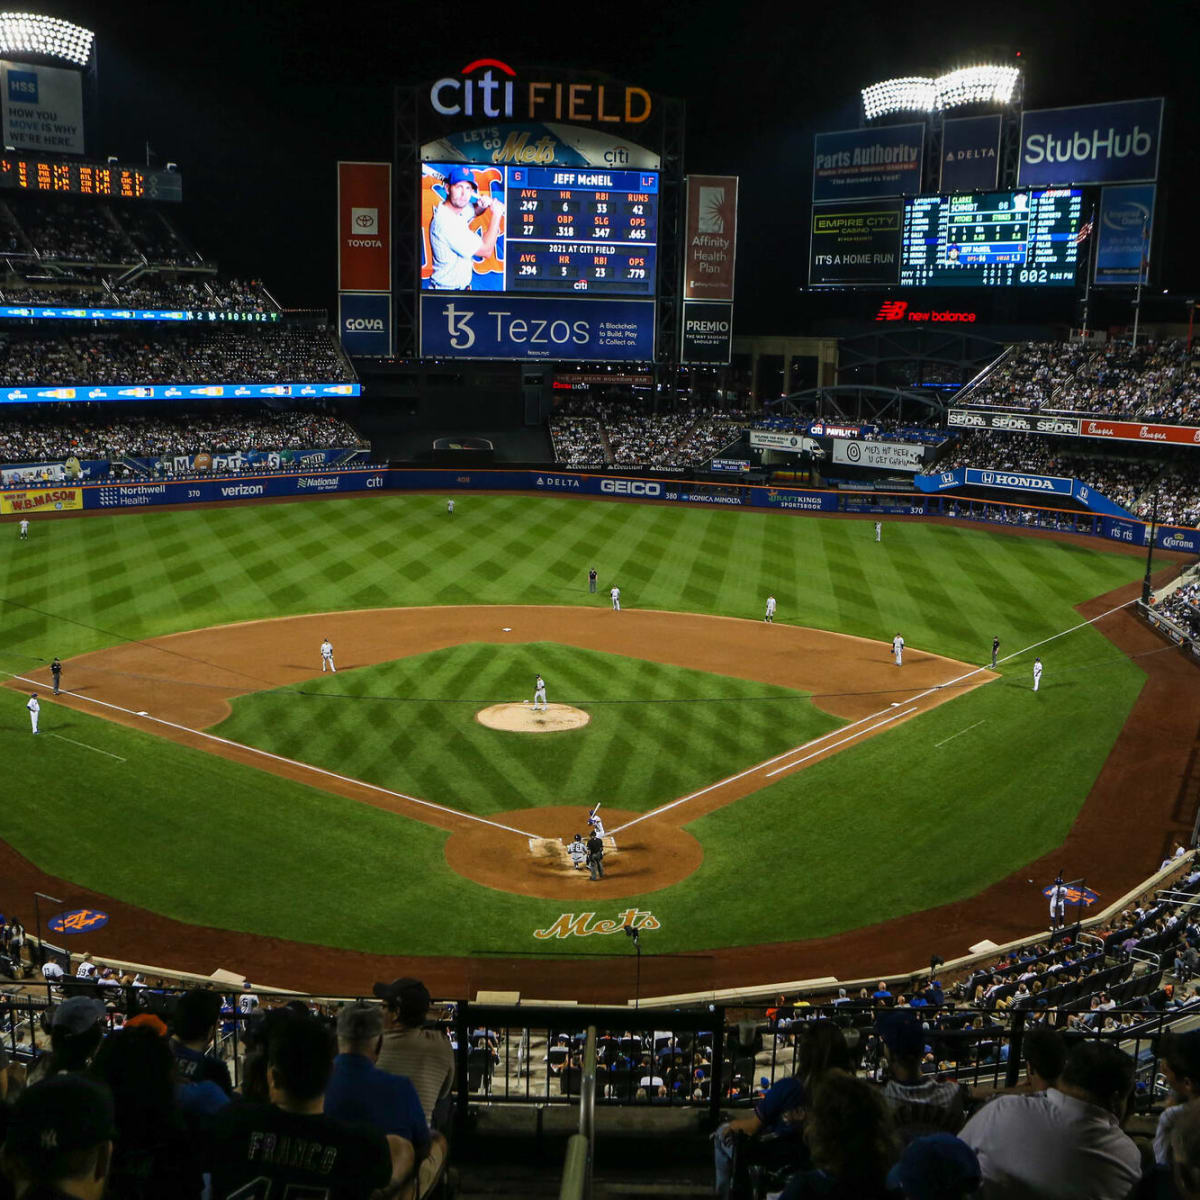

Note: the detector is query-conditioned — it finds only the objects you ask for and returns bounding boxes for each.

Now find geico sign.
[344,318,385,331]
[600,478,662,496]
[430,58,651,123]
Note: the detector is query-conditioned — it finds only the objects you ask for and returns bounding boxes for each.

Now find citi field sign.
[429,60,652,125]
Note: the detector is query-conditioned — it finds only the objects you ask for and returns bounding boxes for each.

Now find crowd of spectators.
[961,338,1200,424]
[752,413,946,446]
[0,406,365,466]
[1155,578,1200,641]
[0,327,353,386]
[0,275,276,312]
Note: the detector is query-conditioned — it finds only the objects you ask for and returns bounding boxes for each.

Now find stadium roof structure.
[0,12,93,67]
[862,65,1020,120]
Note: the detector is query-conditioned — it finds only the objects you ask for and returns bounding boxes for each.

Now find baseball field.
[0,491,1191,1000]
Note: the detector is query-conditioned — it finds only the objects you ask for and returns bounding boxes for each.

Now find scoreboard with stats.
[0,156,183,203]
[422,162,658,296]
[900,188,1083,288]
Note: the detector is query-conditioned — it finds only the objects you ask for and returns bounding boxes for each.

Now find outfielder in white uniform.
[610,586,621,612]
[533,675,547,711]
[892,634,904,666]
[765,595,776,623]
[1033,657,1043,692]
[26,692,39,733]
[321,638,336,673]
[568,834,588,870]
[447,498,455,517]
[18,519,29,540]
[875,522,882,543]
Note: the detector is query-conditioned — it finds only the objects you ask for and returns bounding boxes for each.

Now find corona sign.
[429,60,652,125]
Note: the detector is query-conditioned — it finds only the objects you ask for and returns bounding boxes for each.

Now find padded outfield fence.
[3,464,1199,556]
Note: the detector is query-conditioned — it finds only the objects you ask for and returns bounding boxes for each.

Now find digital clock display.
[420,162,657,296]
[0,156,182,202]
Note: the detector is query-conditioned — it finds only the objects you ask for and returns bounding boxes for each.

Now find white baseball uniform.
[611,586,620,611]
[1049,883,1067,926]
[321,640,336,672]
[892,635,904,666]
[534,675,547,711]
[18,519,29,539]
[875,522,882,542]
[447,498,455,516]
[1033,659,1043,691]
[26,694,39,733]
[765,596,776,622]
[568,837,588,869]
[589,815,606,839]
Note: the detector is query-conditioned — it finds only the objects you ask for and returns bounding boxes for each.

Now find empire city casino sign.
[430,60,652,125]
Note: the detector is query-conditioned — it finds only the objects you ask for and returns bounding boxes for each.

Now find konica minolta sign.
[1017,98,1163,187]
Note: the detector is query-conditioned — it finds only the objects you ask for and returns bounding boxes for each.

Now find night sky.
[55,0,1200,330]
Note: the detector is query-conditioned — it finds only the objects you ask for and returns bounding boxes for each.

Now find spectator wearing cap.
[0,1075,115,1199]
[326,1003,447,1198]
[876,1012,969,1142]
[886,1133,981,1199]
[89,1026,202,1199]
[1156,1031,1200,1167]
[779,1072,896,1199]
[958,1041,1140,1200]
[374,978,455,1127]
[206,1010,404,1200]
[169,989,234,1125]
[27,998,107,1088]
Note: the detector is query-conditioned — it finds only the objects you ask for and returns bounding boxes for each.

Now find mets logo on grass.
[534,910,660,940]
[47,909,109,935]
[1042,884,1099,907]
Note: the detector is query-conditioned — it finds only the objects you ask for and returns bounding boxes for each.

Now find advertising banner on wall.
[684,175,737,301]
[813,124,924,202]
[1094,183,1155,286]
[339,292,392,356]
[337,162,391,292]
[681,301,732,364]
[939,115,1002,192]
[0,61,83,154]
[831,439,925,472]
[947,408,1200,447]
[0,486,81,514]
[1017,98,1163,187]
[809,200,902,286]
[420,124,660,169]
[420,295,654,360]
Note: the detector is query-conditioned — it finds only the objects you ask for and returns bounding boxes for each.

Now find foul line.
[934,719,986,749]
[765,707,919,778]
[47,732,126,762]
[8,675,538,841]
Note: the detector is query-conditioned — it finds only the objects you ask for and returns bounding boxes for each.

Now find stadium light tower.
[0,12,94,67]
[862,64,1020,121]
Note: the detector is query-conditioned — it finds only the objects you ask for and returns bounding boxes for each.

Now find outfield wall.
[8,466,1198,555]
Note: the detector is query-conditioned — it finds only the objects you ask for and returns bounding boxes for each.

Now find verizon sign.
[831,438,925,472]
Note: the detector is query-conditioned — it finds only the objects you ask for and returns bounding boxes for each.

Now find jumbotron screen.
[900,188,1084,288]
[420,163,658,296]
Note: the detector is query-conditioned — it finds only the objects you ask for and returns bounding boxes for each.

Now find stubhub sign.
[420,295,654,361]
[338,293,392,357]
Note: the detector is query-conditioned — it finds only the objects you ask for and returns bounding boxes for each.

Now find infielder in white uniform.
[533,674,547,711]
[567,834,588,870]
[1033,657,1043,692]
[1049,877,1068,929]
[892,633,904,666]
[321,638,336,673]
[610,586,621,612]
[428,166,505,291]
[765,595,776,623]
[875,521,882,543]
[26,692,39,733]
[18,519,29,539]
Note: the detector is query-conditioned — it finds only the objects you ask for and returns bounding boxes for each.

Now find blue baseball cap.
[447,166,475,187]
[887,1134,981,1199]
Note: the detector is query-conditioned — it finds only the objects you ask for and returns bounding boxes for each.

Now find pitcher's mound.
[476,702,590,733]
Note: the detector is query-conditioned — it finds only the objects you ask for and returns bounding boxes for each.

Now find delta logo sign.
[875,300,977,324]
[430,60,652,124]
[47,908,109,935]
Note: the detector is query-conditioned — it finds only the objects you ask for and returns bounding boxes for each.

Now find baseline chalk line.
[47,733,126,762]
[934,719,986,749]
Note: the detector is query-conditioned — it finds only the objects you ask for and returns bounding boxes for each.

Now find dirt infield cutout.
[476,701,591,732]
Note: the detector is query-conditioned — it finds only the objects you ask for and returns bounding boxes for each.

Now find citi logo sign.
[432,59,516,119]
[600,479,662,496]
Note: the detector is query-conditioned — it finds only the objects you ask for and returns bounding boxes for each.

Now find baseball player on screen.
[429,166,505,291]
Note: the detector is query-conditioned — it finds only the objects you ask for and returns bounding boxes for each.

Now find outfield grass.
[212,643,842,815]
[0,496,1153,957]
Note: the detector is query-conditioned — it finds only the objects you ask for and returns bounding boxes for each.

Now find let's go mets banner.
[1,486,81,513]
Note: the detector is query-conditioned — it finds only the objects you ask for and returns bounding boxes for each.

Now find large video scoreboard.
[421,163,658,296]
[900,188,1083,288]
